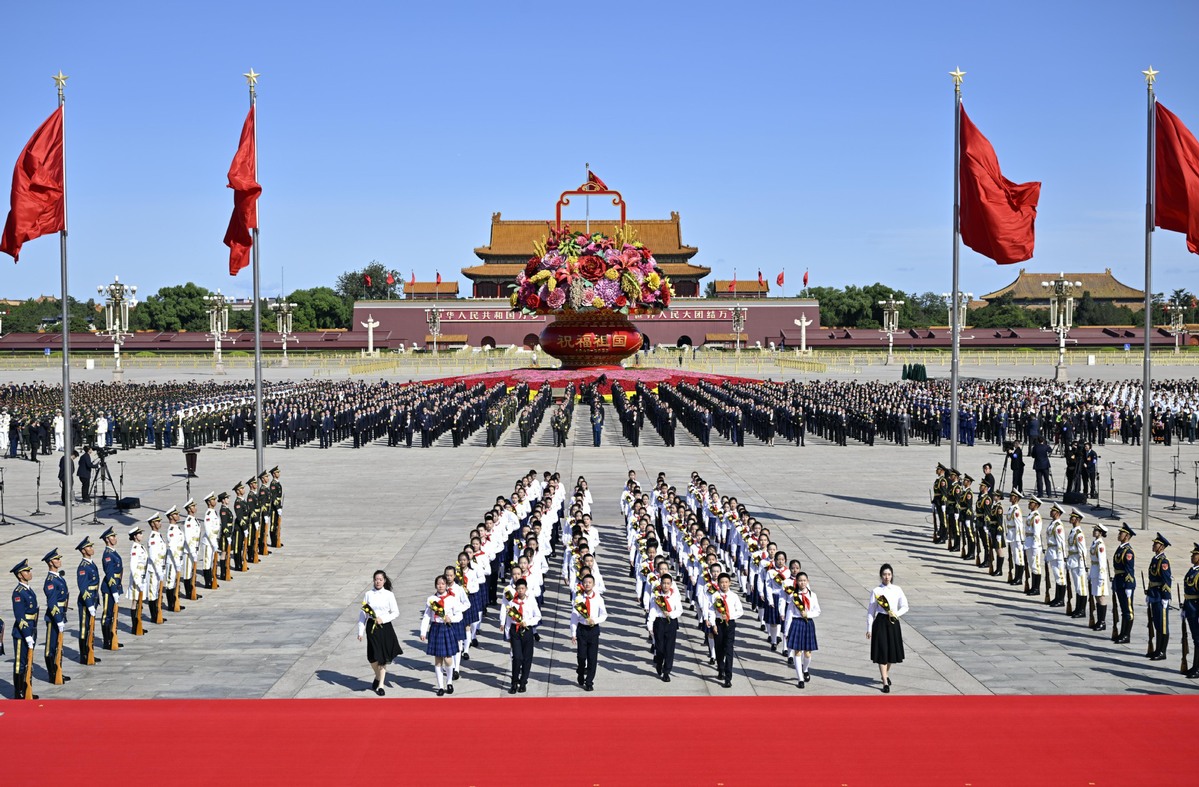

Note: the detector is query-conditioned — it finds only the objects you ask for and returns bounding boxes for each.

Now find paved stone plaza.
[1,362,1197,700]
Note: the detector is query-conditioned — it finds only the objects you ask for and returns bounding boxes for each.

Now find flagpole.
[949,68,965,473]
[1141,66,1158,531]
[585,162,590,234]
[53,70,74,536]
[246,69,265,477]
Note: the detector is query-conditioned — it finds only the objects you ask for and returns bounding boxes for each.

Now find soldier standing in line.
[75,537,102,665]
[99,526,124,650]
[1146,534,1172,661]
[1182,543,1199,679]
[1110,524,1136,644]
[42,548,70,684]
[1089,523,1111,632]
[11,559,40,699]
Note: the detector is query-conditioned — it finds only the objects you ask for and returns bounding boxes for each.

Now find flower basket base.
[539,311,643,369]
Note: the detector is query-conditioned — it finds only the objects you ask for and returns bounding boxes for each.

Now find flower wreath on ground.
[509,224,674,314]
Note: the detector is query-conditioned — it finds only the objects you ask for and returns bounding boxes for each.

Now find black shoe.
[769,642,777,652]
[1150,653,1167,661]
[371,679,379,692]
[507,687,517,695]
[882,684,891,693]
[1094,623,1107,631]
[722,679,732,689]
[437,688,445,697]
[708,657,716,666]
[196,595,203,600]
[92,658,101,664]
[518,685,527,693]
[375,687,385,696]
[803,672,811,682]
[577,676,585,687]
[62,676,71,683]
[446,684,455,694]
[452,670,460,680]
[797,680,805,689]
[584,684,594,692]
[533,633,541,642]
[786,657,794,667]
[461,652,470,662]
[1115,636,1130,644]
[886,677,891,686]
[663,675,671,683]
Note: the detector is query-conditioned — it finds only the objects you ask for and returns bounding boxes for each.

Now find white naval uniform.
[1044,515,1067,584]
[1023,510,1044,575]
[1005,504,1025,566]
[129,542,155,602]
[1088,537,1109,597]
[146,532,168,600]
[182,514,202,579]
[200,507,221,570]
[1066,526,1089,595]
[164,522,184,589]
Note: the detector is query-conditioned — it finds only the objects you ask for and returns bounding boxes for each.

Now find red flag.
[386,271,394,286]
[958,104,1041,265]
[776,271,785,287]
[803,270,809,287]
[727,273,736,293]
[224,106,260,276]
[1,106,65,262]
[436,271,442,286]
[409,271,416,287]
[757,270,765,287]
[364,274,372,288]
[1155,102,1199,254]
[587,170,607,190]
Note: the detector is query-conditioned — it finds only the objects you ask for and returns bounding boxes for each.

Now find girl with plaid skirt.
[420,575,463,696]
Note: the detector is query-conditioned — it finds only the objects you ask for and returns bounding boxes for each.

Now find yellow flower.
[510,292,519,307]
[647,272,660,289]
[546,277,556,291]
[604,268,620,280]
[566,255,579,265]
[592,297,605,308]
[530,270,551,285]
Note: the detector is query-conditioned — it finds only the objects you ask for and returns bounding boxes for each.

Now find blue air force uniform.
[1146,533,1172,661]
[76,537,102,666]
[11,559,40,699]
[1110,525,1136,644]
[101,526,124,650]
[42,549,70,684]
[1182,543,1199,679]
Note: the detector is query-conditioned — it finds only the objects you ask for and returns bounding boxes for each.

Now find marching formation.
[7,466,284,700]
[930,461,1199,678]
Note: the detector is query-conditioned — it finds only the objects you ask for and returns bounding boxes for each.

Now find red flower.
[659,284,671,307]
[525,257,540,276]
[525,293,541,310]
[578,255,606,281]
[615,295,628,308]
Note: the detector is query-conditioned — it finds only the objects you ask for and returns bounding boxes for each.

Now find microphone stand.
[0,468,9,525]
[1191,461,1199,522]
[1104,461,1118,520]
[31,461,47,516]
[116,461,127,512]
[1165,447,1182,511]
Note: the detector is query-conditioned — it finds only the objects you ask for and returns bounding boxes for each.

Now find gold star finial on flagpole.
[1142,65,1159,86]
[949,67,966,87]
[52,70,69,89]
[243,68,260,87]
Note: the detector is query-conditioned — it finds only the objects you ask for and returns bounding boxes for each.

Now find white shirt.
[648,585,684,629]
[783,588,821,628]
[866,583,909,633]
[502,594,542,637]
[569,591,609,636]
[357,587,400,636]
[704,590,744,626]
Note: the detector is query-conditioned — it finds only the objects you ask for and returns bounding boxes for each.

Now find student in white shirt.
[648,572,684,681]
[569,574,608,691]
[782,571,820,689]
[356,570,402,696]
[420,575,464,696]
[866,563,909,693]
[705,572,744,688]
[503,578,542,693]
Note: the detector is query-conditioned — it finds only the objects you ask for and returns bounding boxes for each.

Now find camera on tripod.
[95,446,119,459]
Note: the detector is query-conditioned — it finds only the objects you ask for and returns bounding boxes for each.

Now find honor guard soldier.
[1044,505,1068,607]
[201,492,221,589]
[1089,523,1110,631]
[1065,510,1089,617]
[11,559,40,699]
[268,466,284,548]
[957,474,975,561]
[181,498,204,600]
[128,526,149,636]
[217,492,235,580]
[1111,524,1136,644]
[257,470,272,556]
[233,481,249,571]
[245,476,261,564]
[945,469,962,551]
[1146,533,1172,661]
[99,526,124,650]
[988,489,1006,576]
[42,548,70,684]
[163,505,185,612]
[1022,496,1044,596]
[1182,543,1199,679]
[146,513,170,624]
[76,537,102,665]
[974,481,992,568]
[932,463,949,543]
[1004,491,1024,584]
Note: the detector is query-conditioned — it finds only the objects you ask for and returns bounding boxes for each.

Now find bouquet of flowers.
[510,223,674,315]
[503,587,515,602]
[793,592,809,616]
[713,595,729,620]
[574,594,589,618]
[454,567,466,588]
[654,591,671,612]
[507,604,524,627]
[429,598,446,619]
[875,592,896,622]
[361,601,378,630]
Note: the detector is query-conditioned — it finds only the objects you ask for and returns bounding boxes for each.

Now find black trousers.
[714,620,737,678]
[575,624,600,686]
[653,617,678,676]
[510,627,534,688]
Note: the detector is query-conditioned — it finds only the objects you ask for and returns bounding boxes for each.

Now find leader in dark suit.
[1030,438,1052,497]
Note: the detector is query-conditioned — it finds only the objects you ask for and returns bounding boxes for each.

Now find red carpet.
[6,695,1193,785]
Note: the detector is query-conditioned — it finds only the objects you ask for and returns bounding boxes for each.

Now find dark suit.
[1030,441,1052,497]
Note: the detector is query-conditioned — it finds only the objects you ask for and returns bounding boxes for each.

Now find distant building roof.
[713,280,769,295]
[980,268,1144,302]
[406,281,460,296]
[473,211,699,261]
[460,262,710,280]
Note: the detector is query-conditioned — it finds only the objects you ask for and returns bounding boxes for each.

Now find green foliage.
[1073,291,1135,326]
[335,261,402,302]
[288,286,351,330]
[129,282,212,332]
[0,296,94,333]
[968,292,1044,329]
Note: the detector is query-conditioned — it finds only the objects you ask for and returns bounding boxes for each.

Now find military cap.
[203,491,217,502]
[128,526,144,539]
[247,477,258,486]
[1093,523,1108,536]
[1153,533,1171,547]
[1118,523,1136,538]
[1008,490,1022,499]
[259,470,269,480]
[1050,502,1064,514]
[42,548,63,564]
[1191,542,1199,555]
[270,466,280,474]
[233,481,245,491]
[217,491,230,502]
[147,512,162,523]
[949,467,960,476]
[936,462,946,471]
[184,498,196,508]
[1028,496,1043,506]
[1068,508,1082,520]
[100,526,117,540]
[75,536,94,552]
[10,558,33,576]
[165,505,178,517]
[963,474,974,483]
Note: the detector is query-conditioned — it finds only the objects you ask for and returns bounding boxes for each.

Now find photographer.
[77,445,96,503]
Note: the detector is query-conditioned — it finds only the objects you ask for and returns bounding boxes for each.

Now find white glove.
[114,593,122,603]
[88,606,98,617]
[25,636,35,649]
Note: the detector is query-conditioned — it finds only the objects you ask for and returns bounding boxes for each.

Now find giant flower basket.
[510,182,674,368]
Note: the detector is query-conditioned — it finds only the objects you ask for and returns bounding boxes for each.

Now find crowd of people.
[7,466,285,699]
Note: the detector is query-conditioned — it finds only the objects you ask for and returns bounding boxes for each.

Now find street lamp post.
[96,276,137,381]
[731,305,747,354]
[1164,302,1186,355]
[1041,273,1082,381]
[940,291,973,340]
[269,299,297,367]
[0,309,7,336]
[204,290,231,374]
[878,295,905,365]
[427,306,442,356]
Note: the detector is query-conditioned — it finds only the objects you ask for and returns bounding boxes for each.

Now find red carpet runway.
[6,695,1193,785]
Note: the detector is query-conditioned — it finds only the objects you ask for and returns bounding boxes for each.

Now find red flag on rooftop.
[958,104,1041,265]
[587,170,607,190]
[436,271,442,286]
[1,106,65,262]
[1154,102,1199,254]
[224,105,260,276]
[727,273,736,292]
[757,270,765,287]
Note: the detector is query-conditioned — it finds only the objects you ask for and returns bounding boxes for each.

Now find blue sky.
[2,0,1197,302]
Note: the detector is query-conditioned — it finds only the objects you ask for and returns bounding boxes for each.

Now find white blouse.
[357,587,399,636]
[866,583,908,633]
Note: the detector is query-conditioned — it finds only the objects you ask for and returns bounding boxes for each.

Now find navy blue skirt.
[471,588,488,615]
[426,621,457,657]
[462,602,480,626]
[451,620,467,643]
[763,597,782,625]
[786,617,818,651]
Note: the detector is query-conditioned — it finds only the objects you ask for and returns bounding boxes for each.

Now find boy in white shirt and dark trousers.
[569,574,608,691]
[503,579,541,694]
[705,572,744,688]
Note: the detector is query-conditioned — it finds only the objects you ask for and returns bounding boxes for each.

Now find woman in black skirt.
[357,570,402,696]
[866,563,908,693]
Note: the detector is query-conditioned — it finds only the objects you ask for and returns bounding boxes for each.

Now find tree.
[130,282,212,332]
[289,287,351,331]
[335,261,402,302]
[968,291,1043,329]
[3,297,94,333]
[704,281,717,298]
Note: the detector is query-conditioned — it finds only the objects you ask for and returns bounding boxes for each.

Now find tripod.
[0,467,9,525]
[1165,448,1183,511]
[31,461,47,516]
[92,455,117,501]
[1104,461,1118,519]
